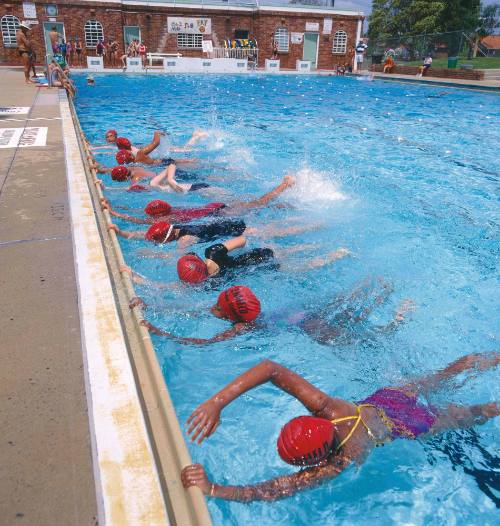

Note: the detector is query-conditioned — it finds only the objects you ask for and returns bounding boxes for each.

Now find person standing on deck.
[16,22,36,84]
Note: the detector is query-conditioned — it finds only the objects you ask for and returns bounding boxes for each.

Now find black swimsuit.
[204,243,276,276]
[177,220,246,241]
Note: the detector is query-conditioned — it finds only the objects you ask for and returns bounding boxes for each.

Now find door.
[43,22,66,59]
[303,33,319,69]
[124,26,141,47]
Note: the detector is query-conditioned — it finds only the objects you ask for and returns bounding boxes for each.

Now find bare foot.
[395,299,416,322]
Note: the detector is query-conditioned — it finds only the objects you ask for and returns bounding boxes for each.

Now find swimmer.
[181,353,500,501]
[108,217,319,248]
[101,175,295,225]
[142,277,411,345]
[95,162,210,193]
[139,286,261,344]
[87,75,95,85]
[98,128,207,154]
[115,140,197,166]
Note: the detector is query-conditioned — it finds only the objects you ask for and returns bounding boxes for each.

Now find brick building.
[0,0,364,70]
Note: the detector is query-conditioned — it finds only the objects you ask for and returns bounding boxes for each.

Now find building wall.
[0,1,362,69]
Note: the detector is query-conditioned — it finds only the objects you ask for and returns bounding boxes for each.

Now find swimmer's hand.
[181,464,211,495]
[187,400,221,444]
[282,175,295,187]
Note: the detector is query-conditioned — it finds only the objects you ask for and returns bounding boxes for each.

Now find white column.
[353,18,363,73]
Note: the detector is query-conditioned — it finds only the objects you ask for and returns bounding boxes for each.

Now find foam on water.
[289,166,347,207]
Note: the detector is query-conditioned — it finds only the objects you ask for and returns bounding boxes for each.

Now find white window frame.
[84,20,104,49]
[274,27,289,53]
[176,33,203,49]
[332,30,348,54]
[1,15,20,48]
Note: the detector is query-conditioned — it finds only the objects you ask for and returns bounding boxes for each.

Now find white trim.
[77,0,363,17]
[59,92,169,526]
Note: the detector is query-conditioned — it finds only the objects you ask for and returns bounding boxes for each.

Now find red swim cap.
[177,254,208,283]
[111,166,129,181]
[116,137,132,150]
[127,184,148,192]
[145,221,174,244]
[116,150,134,165]
[106,129,117,137]
[144,200,172,217]
[277,416,334,466]
[217,286,261,322]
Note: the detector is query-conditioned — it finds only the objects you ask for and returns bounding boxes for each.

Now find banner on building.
[167,17,211,34]
[291,32,304,45]
[323,18,332,35]
[305,22,319,32]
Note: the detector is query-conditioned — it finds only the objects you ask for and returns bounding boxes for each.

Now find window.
[332,30,347,54]
[84,20,104,49]
[274,27,289,52]
[1,15,20,48]
[177,33,202,49]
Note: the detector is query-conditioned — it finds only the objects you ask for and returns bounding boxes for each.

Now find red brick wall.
[0,1,362,70]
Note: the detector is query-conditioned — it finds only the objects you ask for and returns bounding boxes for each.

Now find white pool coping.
[60,92,169,525]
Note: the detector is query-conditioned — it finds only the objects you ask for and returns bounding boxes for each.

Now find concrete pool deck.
[0,68,98,524]
[0,67,211,526]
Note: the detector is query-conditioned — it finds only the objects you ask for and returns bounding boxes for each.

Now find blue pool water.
[74,74,499,525]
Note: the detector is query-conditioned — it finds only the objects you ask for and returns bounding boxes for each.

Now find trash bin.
[447,56,458,69]
[372,54,383,65]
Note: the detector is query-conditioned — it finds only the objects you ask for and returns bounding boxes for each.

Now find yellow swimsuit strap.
[331,404,377,451]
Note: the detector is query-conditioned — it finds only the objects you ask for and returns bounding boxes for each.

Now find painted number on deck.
[0,106,30,115]
[0,127,48,148]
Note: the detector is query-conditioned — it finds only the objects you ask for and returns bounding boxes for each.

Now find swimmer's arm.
[186,360,330,444]
[103,203,152,225]
[108,223,145,239]
[91,162,111,174]
[223,236,247,253]
[141,320,249,344]
[141,131,163,155]
[176,235,199,249]
[150,165,186,193]
[182,459,349,502]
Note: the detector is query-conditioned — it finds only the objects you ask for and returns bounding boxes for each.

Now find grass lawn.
[403,56,500,69]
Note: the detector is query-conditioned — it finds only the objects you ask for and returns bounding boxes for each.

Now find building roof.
[481,35,500,50]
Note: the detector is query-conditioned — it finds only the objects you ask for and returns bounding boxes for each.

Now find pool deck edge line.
[59,91,169,526]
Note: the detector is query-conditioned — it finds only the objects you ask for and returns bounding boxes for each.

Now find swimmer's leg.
[404,352,500,395]
[429,402,499,434]
[185,129,209,147]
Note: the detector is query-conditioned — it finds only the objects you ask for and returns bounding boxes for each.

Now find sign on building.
[22,2,37,19]
[323,18,332,35]
[167,17,211,34]
[305,22,319,32]
[291,32,304,44]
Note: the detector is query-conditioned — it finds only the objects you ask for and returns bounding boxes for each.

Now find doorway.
[303,33,319,69]
[124,26,141,47]
[43,22,66,60]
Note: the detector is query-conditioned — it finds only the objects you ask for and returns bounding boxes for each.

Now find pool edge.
[61,90,212,526]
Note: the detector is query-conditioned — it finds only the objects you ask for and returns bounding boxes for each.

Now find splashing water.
[289,167,347,207]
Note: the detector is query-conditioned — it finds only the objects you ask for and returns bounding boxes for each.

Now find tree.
[471,2,500,57]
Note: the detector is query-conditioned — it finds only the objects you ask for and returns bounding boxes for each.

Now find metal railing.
[210,47,259,61]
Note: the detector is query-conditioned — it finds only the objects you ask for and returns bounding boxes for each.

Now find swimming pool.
[74,74,499,525]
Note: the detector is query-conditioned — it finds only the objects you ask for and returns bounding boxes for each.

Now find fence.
[366,30,486,67]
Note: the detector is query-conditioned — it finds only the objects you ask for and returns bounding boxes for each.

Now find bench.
[146,53,182,67]
[369,64,485,80]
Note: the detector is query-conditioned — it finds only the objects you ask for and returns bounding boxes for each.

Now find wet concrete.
[0,68,97,525]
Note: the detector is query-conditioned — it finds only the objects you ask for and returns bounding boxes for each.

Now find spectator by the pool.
[383,55,395,73]
[16,22,36,84]
[417,55,432,77]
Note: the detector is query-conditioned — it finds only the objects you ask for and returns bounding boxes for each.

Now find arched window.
[274,27,289,53]
[1,15,20,48]
[84,20,104,49]
[332,30,347,54]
